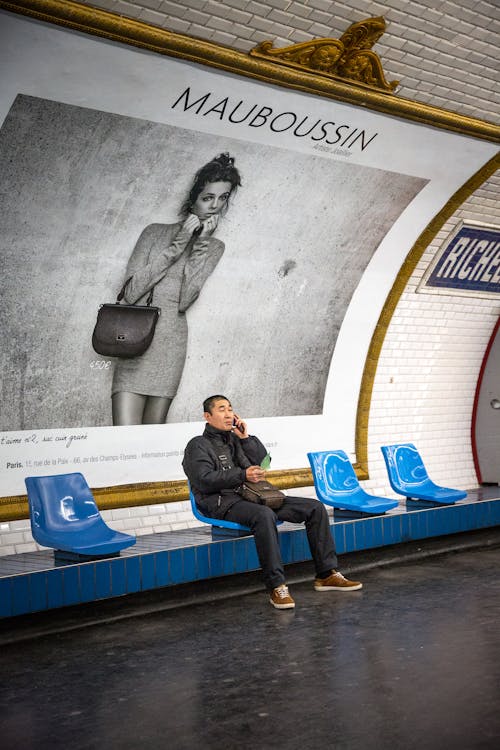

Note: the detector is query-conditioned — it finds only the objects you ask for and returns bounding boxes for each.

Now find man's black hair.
[203,394,230,414]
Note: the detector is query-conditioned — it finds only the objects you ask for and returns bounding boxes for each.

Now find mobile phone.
[233,418,244,433]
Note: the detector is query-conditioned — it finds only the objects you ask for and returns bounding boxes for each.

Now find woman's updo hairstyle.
[181,153,242,216]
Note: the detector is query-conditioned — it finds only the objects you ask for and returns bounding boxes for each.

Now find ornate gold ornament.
[250,16,398,93]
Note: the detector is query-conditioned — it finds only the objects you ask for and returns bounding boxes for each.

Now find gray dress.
[112,222,224,398]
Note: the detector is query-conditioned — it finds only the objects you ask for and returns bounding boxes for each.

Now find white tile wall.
[362,172,500,498]
[1,1,498,555]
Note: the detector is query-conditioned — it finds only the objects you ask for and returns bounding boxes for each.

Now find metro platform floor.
[0,529,499,750]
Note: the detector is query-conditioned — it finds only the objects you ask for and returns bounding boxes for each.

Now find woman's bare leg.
[112,392,146,425]
[142,396,172,424]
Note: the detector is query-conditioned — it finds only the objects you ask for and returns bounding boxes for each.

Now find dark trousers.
[224,495,337,590]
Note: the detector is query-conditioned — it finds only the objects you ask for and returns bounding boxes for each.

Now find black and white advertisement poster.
[0,9,497,496]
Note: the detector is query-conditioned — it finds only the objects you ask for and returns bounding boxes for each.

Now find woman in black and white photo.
[111,153,242,425]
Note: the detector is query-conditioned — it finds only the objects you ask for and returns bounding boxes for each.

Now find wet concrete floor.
[1,539,499,750]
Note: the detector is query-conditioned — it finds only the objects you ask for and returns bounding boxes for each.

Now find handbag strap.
[117,278,154,306]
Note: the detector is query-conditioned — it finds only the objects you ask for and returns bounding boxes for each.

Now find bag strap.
[117,231,157,307]
[117,278,154,306]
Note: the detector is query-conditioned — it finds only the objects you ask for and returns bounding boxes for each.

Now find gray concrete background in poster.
[0,95,426,429]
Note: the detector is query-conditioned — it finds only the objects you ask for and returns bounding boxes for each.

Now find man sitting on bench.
[182,395,362,609]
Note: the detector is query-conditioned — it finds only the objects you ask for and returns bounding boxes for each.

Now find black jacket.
[182,424,267,517]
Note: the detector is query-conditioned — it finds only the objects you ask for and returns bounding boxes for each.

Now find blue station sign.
[420,222,500,297]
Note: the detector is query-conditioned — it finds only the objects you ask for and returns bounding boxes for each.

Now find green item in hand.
[260,453,272,470]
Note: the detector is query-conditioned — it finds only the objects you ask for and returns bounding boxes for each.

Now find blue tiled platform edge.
[1,488,499,618]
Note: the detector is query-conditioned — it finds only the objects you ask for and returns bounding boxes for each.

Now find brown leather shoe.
[270,584,295,609]
[314,571,363,591]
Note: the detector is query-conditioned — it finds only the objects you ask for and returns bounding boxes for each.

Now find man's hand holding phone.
[232,414,248,439]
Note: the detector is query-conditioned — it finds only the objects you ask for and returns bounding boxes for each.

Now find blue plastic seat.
[307,450,399,514]
[380,443,467,504]
[25,472,136,558]
[189,485,282,536]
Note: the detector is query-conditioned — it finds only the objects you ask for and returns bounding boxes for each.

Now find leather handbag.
[237,480,285,510]
[92,280,160,358]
